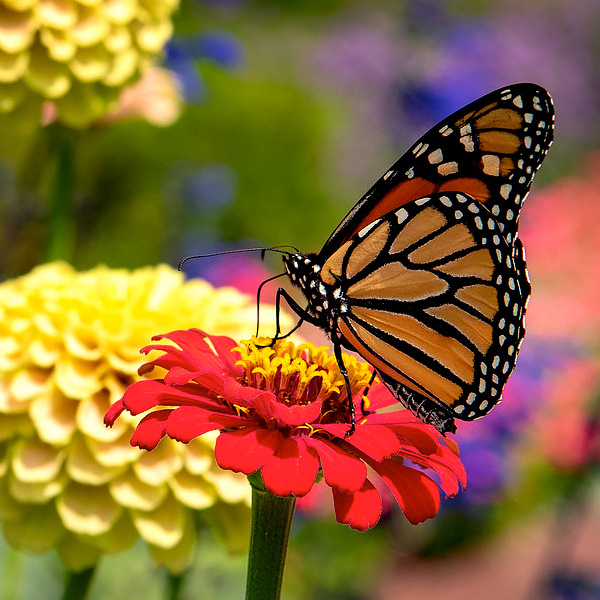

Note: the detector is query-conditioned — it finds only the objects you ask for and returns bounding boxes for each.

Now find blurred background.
[1,0,600,598]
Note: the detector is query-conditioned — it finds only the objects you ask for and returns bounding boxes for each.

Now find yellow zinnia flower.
[0,0,179,127]
[0,261,279,572]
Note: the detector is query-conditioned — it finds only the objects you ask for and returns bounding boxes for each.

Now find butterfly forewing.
[319,83,554,257]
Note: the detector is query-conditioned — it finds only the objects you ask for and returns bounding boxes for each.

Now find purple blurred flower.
[186,163,238,211]
[165,31,244,102]
[193,31,244,69]
[551,572,600,600]
[166,41,205,102]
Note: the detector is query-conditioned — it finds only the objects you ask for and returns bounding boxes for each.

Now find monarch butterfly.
[272,83,554,434]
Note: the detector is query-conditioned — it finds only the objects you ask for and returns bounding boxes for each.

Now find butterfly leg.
[332,338,357,436]
[273,286,325,338]
[256,287,320,349]
[255,272,288,337]
[360,371,377,416]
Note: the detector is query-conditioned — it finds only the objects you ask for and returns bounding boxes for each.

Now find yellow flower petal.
[204,467,251,505]
[4,0,38,10]
[0,7,36,53]
[88,511,139,554]
[109,470,168,510]
[28,335,61,368]
[9,471,66,502]
[101,0,137,25]
[9,368,50,402]
[182,436,214,475]
[29,390,77,445]
[68,7,110,47]
[56,482,121,535]
[0,47,29,83]
[169,470,216,510]
[40,27,77,61]
[76,391,115,441]
[131,492,185,548]
[64,326,103,361]
[11,438,64,483]
[104,25,131,53]
[66,434,124,485]
[135,19,173,53]
[134,437,183,486]
[68,43,111,82]
[24,42,71,97]
[148,514,195,574]
[54,355,102,399]
[36,0,78,29]
[86,432,141,467]
[105,347,144,374]
[103,47,138,86]
[0,380,30,412]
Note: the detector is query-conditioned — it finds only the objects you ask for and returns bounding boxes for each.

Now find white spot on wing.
[428,148,443,164]
[358,220,379,238]
[396,208,409,224]
[482,154,500,176]
[437,161,459,176]
[500,184,512,199]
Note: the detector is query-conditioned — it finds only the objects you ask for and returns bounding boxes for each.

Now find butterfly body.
[278,84,554,433]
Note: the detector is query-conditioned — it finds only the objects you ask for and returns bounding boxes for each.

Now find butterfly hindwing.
[318,192,524,429]
[320,83,554,257]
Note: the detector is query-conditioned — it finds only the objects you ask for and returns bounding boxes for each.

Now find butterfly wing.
[318,192,526,430]
[319,83,554,258]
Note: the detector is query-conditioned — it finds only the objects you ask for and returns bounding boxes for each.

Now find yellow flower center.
[234,338,373,423]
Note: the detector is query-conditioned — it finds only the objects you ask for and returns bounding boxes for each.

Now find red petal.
[215,427,282,474]
[402,444,467,496]
[332,479,382,531]
[104,400,125,426]
[130,410,170,450]
[364,383,398,410]
[165,405,247,443]
[252,393,322,426]
[320,423,400,461]
[261,436,320,497]
[222,378,270,407]
[304,436,366,494]
[152,329,241,374]
[371,458,441,524]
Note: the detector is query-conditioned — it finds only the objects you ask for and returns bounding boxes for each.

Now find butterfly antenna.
[178,246,298,271]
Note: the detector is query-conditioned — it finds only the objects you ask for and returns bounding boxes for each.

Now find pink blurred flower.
[521,153,600,342]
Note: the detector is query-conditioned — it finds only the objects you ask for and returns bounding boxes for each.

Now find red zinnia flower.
[105,329,466,530]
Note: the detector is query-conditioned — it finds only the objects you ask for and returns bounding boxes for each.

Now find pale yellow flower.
[0,0,179,127]
[0,262,281,572]
[41,67,182,127]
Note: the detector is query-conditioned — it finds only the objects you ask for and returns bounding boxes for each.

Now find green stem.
[245,473,296,600]
[45,124,77,262]
[61,567,96,600]
[166,572,185,600]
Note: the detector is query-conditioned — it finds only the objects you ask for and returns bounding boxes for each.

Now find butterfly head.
[282,252,319,288]
[282,251,343,330]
